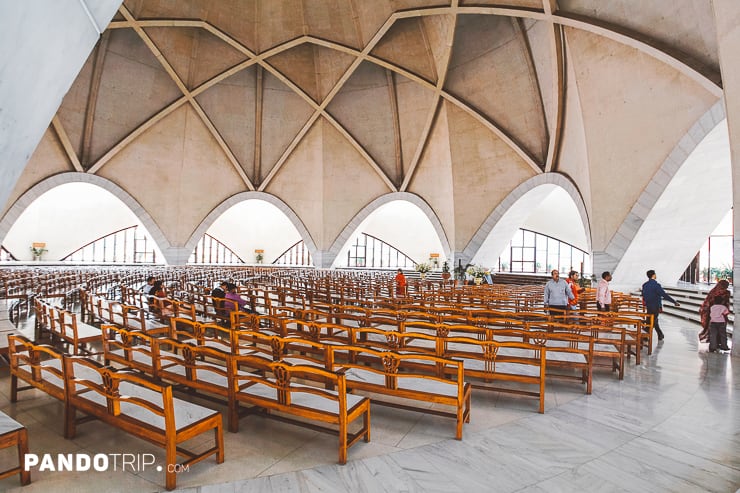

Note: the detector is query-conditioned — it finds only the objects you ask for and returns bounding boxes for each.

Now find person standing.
[566,271,582,313]
[641,270,680,341]
[544,269,574,316]
[708,295,731,352]
[395,269,407,297]
[698,280,730,343]
[596,271,612,312]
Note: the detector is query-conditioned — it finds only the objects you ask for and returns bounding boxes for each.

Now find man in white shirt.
[544,269,574,316]
[596,271,612,312]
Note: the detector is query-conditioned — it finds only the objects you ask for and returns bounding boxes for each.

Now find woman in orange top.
[566,271,582,311]
[395,269,407,297]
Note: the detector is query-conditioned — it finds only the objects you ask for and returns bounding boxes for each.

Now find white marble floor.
[0,315,737,493]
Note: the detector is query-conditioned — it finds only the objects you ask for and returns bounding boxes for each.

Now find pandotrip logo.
[23,453,190,474]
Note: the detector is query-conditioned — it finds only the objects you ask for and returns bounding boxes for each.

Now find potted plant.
[415,262,431,280]
[30,243,48,261]
[255,252,264,264]
[466,264,489,285]
[441,261,451,281]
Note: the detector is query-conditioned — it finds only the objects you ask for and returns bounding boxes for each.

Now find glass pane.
[512,248,523,261]
[522,248,535,262]
[511,230,524,247]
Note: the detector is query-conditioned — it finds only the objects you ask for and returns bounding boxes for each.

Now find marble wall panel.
[559,0,719,74]
[566,27,716,250]
[395,75,437,177]
[98,105,244,247]
[446,103,537,252]
[90,28,183,164]
[0,129,74,221]
[371,17,438,82]
[264,121,325,249]
[195,67,257,179]
[446,14,548,163]
[260,72,316,182]
[407,103,456,253]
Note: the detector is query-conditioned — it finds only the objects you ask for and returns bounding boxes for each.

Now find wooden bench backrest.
[230,355,346,413]
[153,338,231,393]
[63,356,175,433]
[332,344,465,390]
[102,324,157,374]
[8,335,65,399]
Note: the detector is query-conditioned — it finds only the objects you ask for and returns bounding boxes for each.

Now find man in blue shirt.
[544,269,574,316]
[641,270,680,341]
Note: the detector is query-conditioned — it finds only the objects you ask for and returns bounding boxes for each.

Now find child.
[708,294,731,352]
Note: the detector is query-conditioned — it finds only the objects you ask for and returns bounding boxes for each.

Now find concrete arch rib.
[0,172,173,262]
[186,191,319,266]
[324,192,452,269]
[460,173,591,264]
[593,100,727,277]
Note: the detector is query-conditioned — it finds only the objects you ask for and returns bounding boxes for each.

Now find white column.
[0,1,121,211]
[713,0,740,356]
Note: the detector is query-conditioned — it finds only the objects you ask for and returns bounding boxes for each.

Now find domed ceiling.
[5,0,724,267]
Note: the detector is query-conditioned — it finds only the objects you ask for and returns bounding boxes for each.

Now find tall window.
[62,225,157,263]
[273,240,313,266]
[498,229,590,274]
[346,233,416,269]
[189,234,244,264]
[0,245,17,262]
[681,209,733,284]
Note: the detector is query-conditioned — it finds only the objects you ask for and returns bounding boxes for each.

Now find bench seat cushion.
[75,380,218,432]
[0,411,25,434]
[546,351,587,364]
[75,322,103,340]
[460,358,542,378]
[344,367,459,398]
[239,382,366,414]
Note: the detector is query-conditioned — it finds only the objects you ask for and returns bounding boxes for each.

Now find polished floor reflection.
[0,315,737,493]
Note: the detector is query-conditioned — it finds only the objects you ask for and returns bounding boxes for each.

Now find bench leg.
[215,422,224,464]
[228,402,239,433]
[165,441,177,491]
[338,417,347,465]
[17,428,30,485]
[363,405,371,443]
[63,403,76,439]
[10,375,18,403]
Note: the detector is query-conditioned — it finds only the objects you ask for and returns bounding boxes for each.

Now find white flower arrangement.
[466,265,489,279]
[415,262,431,274]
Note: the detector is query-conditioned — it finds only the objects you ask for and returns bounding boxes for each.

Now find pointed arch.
[185,191,319,264]
[461,172,591,263]
[325,191,451,268]
[0,172,173,262]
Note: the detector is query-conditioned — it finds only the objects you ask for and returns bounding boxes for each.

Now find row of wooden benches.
[8,335,224,490]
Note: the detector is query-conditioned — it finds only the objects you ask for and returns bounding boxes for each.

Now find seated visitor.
[225,283,253,314]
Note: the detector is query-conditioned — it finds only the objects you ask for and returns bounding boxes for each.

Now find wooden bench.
[229,354,370,464]
[331,345,471,439]
[8,335,66,403]
[44,307,102,355]
[443,336,547,413]
[0,411,30,486]
[63,356,224,491]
